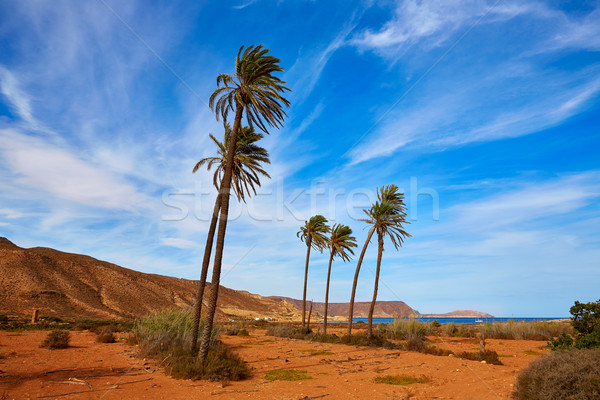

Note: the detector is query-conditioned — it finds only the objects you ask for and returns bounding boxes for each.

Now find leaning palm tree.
[363,185,410,338]
[190,124,270,354]
[198,45,290,362]
[323,223,356,335]
[297,215,330,328]
[347,185,407,336]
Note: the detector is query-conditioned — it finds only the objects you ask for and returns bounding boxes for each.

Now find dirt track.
[0,328,547,399]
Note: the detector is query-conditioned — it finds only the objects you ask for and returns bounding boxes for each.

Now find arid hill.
[422,310,494,318]
[0,238,299,320]
[269,296,419,318]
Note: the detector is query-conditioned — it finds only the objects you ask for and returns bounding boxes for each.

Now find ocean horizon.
[336,317,567,324]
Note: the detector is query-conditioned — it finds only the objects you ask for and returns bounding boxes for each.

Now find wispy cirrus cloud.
[287,20,357,105]
[345,1,600,165]
[0,66,52,134]
[350,0,537,57]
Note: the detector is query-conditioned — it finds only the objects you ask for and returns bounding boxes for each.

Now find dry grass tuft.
[456,350,502,365]
[40,330,70,349]
[374,375,429,385]
[264,369,313,381]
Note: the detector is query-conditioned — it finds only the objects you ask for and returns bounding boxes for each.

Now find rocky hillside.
[270,296,419,318]
[0,238,299,320]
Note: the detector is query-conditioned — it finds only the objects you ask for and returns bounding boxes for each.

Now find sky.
[1,0,599,318]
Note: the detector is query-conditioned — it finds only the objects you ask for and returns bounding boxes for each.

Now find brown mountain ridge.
[269,296,418,319]
[0,238,299,320]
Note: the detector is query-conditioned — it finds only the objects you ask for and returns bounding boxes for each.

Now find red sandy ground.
[0,327,548,399]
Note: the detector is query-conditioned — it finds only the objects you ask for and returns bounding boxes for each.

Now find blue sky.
[1,0,599,317]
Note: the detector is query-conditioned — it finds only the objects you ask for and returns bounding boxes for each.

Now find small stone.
[481,361,486,364]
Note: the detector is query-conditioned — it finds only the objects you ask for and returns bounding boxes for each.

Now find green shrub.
[40,330,70,349]
[549,333,574,350]
[514,349,600,400]
[0,315,9,323]
[570,300,600,349]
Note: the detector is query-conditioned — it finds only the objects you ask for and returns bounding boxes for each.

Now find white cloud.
[161,237,199,249]
[0,129,150,211]
[0,208,23,219]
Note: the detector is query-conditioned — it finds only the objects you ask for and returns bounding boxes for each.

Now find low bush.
[421,346,453,356]
[132,310,244,382]
[72,319,131,333]
[221,324,249,336]
[96,326,116,343]
[0,315,8,323]
[339,334,396,348]
[514,349,600,400]
[456,350,502,365]
[40,330,70,349]
[266,325,308,340]
[165,341,249,381]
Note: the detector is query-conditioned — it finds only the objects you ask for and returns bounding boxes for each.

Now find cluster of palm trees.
[191,45,290,362]
[190,45,411,365]
[298,185,411,338]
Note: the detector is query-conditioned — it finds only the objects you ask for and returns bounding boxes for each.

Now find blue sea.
[341,317,566,324]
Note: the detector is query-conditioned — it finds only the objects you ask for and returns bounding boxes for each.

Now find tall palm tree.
[323,223,356,335]
[190,124,270,354]
[364,185,410,338]
[347,185,406,336]
[297,215,330,328]
[198,45,290,362]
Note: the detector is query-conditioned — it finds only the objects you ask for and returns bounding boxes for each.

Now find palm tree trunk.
[191,194,221,354]
[323,251,334,336]
[198,103,243,362]
[302,238,312,328]
[347,226,376,336]
[367,231,384,338]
